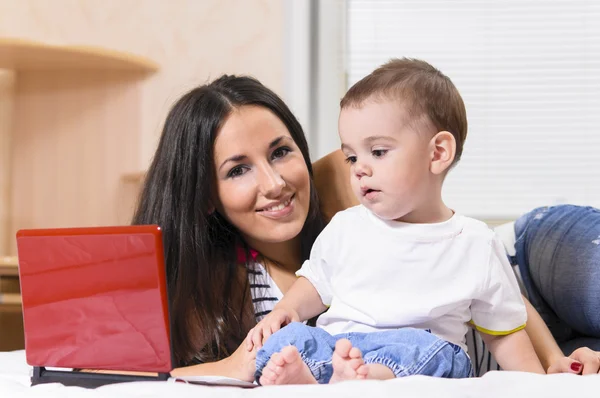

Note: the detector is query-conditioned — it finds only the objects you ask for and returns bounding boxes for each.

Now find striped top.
[247,261,283,321]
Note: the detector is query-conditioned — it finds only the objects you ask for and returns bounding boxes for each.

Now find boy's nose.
[354,162,372,179]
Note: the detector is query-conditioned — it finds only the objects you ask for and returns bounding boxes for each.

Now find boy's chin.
[362,202,402,221]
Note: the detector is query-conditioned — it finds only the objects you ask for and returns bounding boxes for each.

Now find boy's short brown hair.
[340,58,468,164]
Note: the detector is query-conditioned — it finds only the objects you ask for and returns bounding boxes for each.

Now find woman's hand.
[224,340,258,382]
[547,347,600,375]
[246,308,300,350]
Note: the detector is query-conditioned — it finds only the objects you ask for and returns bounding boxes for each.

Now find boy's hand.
[246,308,300,350]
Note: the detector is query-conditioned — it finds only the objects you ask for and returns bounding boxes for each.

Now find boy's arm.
[246,276,326,349]
[275,276,328,320]
[481,329,546,374]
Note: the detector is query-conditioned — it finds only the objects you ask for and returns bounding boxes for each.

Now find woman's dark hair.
[131,75,325,366]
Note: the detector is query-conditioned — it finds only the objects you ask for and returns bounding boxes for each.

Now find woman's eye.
[227,166,248,178]
[272,146,291,160]
[345,156,357,164]
[372,149,388,158]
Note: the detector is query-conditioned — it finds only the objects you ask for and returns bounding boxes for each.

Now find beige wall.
[0,0,286,255]
[0,70,15,254]
[0,0,285,168]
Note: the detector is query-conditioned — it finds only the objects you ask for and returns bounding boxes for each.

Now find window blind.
[346,0,600,219]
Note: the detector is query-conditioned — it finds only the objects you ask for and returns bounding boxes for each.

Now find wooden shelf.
[0,38,158,72]
[0,256,18,277]
[0,256,18,266]
[0,293,21,305]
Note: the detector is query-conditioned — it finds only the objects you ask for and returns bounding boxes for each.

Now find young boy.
[246,58,545,385]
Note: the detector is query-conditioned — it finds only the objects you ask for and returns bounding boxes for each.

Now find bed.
[1,350,598,398]
[2,152,598,395]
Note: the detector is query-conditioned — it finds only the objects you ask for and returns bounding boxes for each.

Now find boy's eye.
[272,147,291,160]
[372,149,388,158]
[345,156,357,164]
[227,165,248,178]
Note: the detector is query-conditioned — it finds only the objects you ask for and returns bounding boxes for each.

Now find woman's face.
[212,105,311,248]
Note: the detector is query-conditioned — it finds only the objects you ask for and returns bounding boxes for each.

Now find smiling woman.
[131,75,324,381]
[213,107,312,250]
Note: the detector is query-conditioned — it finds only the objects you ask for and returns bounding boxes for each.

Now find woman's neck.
[245,236,302,272]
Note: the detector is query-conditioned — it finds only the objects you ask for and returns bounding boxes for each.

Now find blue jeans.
[255,322,472,384]
[513,205,600,352]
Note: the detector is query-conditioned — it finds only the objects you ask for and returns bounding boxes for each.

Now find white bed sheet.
[1,350,598,398]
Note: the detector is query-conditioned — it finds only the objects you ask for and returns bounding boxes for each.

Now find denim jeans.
[255,322,472,384]
[513,205,600,352]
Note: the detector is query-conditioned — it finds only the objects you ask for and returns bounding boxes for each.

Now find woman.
[132,74,324,380]
[132,75,599,380]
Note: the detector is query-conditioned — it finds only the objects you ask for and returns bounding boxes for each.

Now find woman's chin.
[244,218,306,245]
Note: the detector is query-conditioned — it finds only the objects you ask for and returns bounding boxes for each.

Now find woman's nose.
[259,165,286,198]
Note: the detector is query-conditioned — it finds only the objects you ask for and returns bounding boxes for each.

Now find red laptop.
[16,225,173,386]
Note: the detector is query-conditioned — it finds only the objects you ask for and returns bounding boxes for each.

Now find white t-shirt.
[296,205,527,351]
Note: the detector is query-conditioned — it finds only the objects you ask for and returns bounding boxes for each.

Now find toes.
[356,364,369,377]
[265,360,284,377]
[334,339,353,358]
[349,347,363,360]
[260,368,277,385]
[348,358,364,371]
[280,346,301,364]
[270,352,285,367]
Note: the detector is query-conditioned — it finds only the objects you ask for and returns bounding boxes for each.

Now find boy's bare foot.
[330,339,395,382]
[259,346,318,385]
[329,339,369,383]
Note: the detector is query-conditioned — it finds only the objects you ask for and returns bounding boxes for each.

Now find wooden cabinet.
[0,38,158,350]
[0,256,22,351]
[0,38,158,256]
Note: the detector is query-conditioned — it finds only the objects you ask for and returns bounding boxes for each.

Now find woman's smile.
[256,194,296,219]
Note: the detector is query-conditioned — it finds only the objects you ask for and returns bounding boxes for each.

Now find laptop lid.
[16,225,173,373]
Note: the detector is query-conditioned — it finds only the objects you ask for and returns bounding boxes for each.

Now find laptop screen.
[16,225,173,373]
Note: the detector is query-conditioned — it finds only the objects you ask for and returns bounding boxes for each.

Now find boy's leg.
[350,328,472,379]
[255,322,337,384]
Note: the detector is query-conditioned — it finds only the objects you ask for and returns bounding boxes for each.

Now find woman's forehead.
[214,106,294,156]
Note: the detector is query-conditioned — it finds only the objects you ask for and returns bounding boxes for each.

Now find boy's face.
[339,99,434,222]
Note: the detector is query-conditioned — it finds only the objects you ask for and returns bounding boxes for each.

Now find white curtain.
[346,0,600,219]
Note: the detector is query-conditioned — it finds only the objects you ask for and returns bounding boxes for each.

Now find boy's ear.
[429,131,456,175]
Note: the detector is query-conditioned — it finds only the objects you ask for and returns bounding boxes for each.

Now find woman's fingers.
[245,328,254,351]
[547,348,600,375]
[582,356,600,375]
[252,326,265,349]
[247,311,295,349]
[547,356,583,374]
[262,323,281,346]
[262,325,273,345]
[569,348,600,375]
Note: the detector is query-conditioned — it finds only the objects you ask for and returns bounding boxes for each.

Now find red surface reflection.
[16,226,172,373]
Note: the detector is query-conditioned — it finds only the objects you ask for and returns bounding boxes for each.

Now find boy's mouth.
[361,187,381,199]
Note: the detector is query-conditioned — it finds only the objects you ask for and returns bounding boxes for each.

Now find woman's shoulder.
[313,150,359,223]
